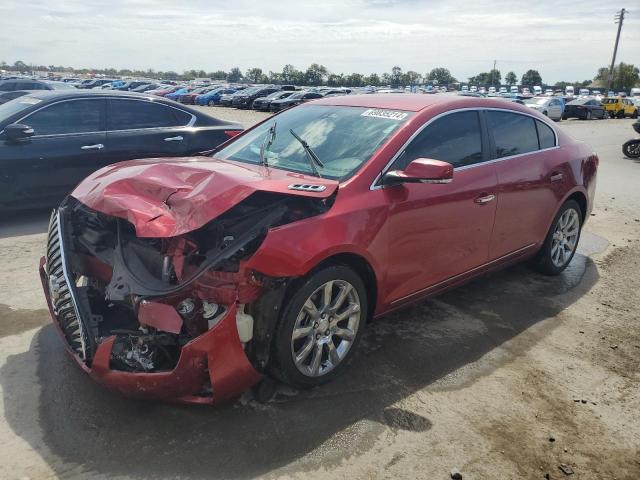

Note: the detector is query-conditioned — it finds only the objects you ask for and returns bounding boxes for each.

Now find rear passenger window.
[536,120,555,149]
[399,111,483,168]
[109,100,183,130]
[486,111,538,158]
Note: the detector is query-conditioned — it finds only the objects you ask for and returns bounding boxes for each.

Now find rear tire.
[617,110,625,119]
[632,109,638,119]
[623,139,640,158]
[531,200,582,276]
[271,265,367,389]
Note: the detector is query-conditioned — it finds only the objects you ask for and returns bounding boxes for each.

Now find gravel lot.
[0,109,639,480]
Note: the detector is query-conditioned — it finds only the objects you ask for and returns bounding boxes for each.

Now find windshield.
[0,96,42,120]
[524,98,548,105]
[602,98,617,104]
[215,105,412,180]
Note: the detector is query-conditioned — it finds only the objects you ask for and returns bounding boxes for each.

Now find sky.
[0,0,638,83]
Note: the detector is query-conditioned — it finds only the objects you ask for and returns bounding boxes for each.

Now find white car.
[533,86,542,95]
[488,86,496,93]
[565,86,575,96]
[523,87,531,95]
[545,89,554,96]
[470,86,478,92]
[499,87,507,93]
[461,85,469,92]
[510,86,519,94]
[523,96,564,121]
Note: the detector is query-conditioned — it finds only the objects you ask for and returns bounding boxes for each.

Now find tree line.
[1,60,638,91]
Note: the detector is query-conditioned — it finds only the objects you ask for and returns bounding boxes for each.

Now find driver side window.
[394,111,483,170]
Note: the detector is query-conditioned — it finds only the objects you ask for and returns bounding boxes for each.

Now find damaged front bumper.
[40,203,268,404]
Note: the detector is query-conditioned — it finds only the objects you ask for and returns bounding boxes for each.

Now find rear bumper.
[40,257,262,404]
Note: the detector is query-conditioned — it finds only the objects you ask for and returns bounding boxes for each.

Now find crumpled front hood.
[71,156,338,238]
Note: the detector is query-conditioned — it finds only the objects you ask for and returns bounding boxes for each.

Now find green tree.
[345,73,364,87]
[390,66,403,87]
[281,64,298,84]
[426,67,456,85]
[13,60,29,73]
[521,69,542,87]
[505,71,518,85]
[209,70,228,80]
[305,63,328,86]
[403,70,421,86]
[246,67,263,83]
[364,73,380,86]
[227,67,243,83]
[327,73,343,87]
[593,63,639,91]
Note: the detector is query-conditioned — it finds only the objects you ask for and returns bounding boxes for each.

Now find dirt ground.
[0,108,638,480]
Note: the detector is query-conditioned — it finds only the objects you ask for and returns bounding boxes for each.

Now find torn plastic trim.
[105,204,288,301]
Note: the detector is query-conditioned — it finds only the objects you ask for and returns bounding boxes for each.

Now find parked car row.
[0,90,242,210]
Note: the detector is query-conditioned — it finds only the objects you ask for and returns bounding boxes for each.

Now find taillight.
[224,130,242,138]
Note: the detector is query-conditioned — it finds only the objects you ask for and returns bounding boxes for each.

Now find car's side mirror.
[382,158,453,186]
[4,123,35,143]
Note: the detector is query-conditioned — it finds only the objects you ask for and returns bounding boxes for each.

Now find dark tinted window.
[303,93,323,99]
[486,111,538,158]
[400,111,483,168]
[535,120,555,149]
[25,99,103,135]
[109,100,184,129]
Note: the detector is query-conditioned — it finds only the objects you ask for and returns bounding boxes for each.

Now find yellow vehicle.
[602,97,639,118]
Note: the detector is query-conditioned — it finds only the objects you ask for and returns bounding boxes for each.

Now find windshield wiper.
[289,128,324,178]
[259,121,277,167]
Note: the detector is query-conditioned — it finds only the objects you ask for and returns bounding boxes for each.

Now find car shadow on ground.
[0,208,51,239]
[0,239,602,480]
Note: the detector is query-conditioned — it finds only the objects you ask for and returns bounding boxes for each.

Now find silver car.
[523,96,564,121]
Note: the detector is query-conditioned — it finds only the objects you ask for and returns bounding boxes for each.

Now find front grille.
[46,211,88,361]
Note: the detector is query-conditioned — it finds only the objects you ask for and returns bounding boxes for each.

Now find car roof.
[21,90,169,101]
[311,93,541,114]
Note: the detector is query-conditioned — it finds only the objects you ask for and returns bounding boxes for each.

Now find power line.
[607,8,626,93]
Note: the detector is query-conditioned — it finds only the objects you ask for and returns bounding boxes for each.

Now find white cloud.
[0,0,638,83]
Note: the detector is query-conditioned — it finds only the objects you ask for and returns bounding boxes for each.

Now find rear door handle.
[550,172,564,182]
[164,136,184,142]
[474,194,496,205]
[80,144,104,150]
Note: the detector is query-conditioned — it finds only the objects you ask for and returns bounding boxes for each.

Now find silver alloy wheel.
[290,280,361,377]
[551,208,580,268]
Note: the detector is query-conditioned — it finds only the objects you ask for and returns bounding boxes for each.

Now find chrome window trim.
[370,106,559,190]
[12,97,107,136]
[5,95,196,137]
[106,96,197,130]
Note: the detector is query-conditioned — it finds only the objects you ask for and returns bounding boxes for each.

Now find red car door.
[486,111,567,259]
[380,110,499,305]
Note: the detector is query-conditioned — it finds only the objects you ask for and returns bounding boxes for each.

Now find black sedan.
[269,91,324,112]
[252,90,295,111]
[562,99,607,120]
[231,86,280,109]
[0,91,242,210]
[0,79,77,92]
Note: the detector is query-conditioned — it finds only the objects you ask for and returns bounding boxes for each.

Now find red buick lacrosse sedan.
[40,94,598,403]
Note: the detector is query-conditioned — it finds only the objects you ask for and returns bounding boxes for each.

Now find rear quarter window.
[535,120,556,150]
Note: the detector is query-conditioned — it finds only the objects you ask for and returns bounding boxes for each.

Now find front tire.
[271,265,367,389]
[586,110,592,120]
[623,139,640,158]
[531,200,582,275]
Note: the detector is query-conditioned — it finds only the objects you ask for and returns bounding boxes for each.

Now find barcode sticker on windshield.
[361,109,408,120]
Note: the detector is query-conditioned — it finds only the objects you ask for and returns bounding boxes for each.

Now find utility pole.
[607,8,626,94]
[492,60,496,86]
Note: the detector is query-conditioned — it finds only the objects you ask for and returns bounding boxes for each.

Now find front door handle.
[550,172,564,182]
[80,144,104,150]
[474,194,496,205]
[164,136,184,142]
